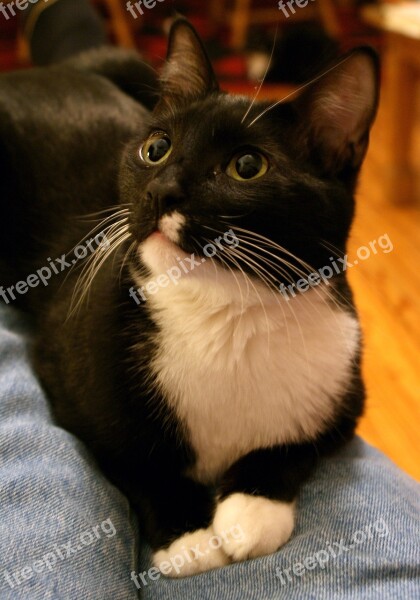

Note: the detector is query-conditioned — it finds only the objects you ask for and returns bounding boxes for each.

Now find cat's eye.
[140,133,172,165]
[226,152,268,181]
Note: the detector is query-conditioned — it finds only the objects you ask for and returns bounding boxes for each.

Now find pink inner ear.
[312,55,376,144]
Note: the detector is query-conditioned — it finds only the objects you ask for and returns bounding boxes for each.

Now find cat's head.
[121,19,379,297]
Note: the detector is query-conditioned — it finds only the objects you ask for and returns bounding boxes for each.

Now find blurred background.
[0,0,418,479]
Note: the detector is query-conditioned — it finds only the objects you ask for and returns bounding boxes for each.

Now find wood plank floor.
[351,87,420,481]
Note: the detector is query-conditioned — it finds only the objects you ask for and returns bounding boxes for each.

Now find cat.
[0,19,379,576]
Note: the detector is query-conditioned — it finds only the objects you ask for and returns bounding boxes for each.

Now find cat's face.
[121,20,379,291]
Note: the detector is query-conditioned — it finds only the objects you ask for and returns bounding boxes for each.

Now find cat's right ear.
[291,48,379,183]
[155,18,219,113]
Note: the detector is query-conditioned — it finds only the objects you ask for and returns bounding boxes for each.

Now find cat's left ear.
[292,48,379,179]
[155,18,219,112]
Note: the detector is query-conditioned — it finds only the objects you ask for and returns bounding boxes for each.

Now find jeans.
[0,303,419,600]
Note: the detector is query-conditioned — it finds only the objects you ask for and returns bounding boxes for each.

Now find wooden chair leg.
[383,34,418,203]
[227,0,342,50]
[230,0,251,49]
[103,0,136,48]
[318,0,342,38]
[16,33,30,64]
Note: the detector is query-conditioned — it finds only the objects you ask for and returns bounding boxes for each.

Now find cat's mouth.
[144,213,185,251]
[139,211,192,274]
[149,231,168,242]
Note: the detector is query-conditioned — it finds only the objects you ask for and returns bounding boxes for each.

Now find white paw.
[153,526,231,578]
[212,493,295,561]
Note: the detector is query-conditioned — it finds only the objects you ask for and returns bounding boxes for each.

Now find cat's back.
[0,52,150,304]
[0,60,149,153]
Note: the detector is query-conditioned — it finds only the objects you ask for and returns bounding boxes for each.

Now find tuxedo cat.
[0,20,379,576]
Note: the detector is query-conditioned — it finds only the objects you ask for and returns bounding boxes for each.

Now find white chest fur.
[144,267,360,484]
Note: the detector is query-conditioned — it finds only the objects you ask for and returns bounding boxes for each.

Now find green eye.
[227,152,268,181]
[141,133,172,165]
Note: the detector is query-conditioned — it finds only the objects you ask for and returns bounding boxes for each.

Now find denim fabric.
[0,306,139,600]
[1,303,419,600]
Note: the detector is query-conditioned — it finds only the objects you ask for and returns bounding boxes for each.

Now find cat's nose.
[147,179,186,218]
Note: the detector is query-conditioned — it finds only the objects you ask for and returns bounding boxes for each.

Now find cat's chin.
[140,232,191,275]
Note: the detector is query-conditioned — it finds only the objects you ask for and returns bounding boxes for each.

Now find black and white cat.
[0,20,379,575]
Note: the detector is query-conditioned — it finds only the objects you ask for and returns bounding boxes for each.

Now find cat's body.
[0,21,378,574]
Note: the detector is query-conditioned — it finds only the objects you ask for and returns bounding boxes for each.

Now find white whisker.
[67,220,131,319]
[241,27,278,125]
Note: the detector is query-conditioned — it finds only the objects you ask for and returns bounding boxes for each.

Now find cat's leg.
[212,443,318,562]
[150,444,319,577]
[129,474,231,576]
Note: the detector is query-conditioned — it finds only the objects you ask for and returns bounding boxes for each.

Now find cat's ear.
[155,18,219,112]
[292,48,379,179]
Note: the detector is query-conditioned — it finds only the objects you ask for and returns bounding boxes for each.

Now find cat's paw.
[212,493,295,561]
[153,526,231,578]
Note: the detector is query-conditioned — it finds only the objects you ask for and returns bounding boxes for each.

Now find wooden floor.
[351,87,420,481]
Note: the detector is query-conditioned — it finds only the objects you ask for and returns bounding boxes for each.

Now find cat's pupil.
[236,154,263,179]
[148,138,171,162]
